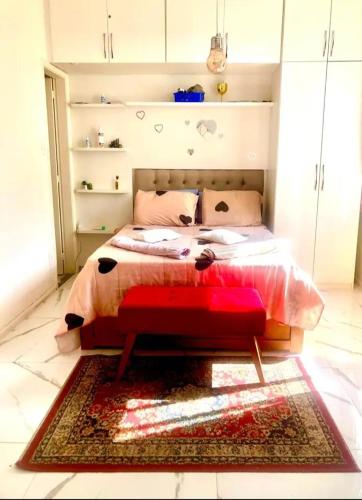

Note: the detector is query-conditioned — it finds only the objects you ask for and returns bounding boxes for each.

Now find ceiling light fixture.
[206,0,228,74]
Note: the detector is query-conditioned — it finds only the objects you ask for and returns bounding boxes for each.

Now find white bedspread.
[56,224,324,352]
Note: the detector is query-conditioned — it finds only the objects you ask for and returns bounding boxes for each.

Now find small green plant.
[87,182,93,190]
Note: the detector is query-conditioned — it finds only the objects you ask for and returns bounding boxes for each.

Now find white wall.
[264,67,281,229]
[356,211,362,286]
[69,69,274,264]
[0,0,57,334]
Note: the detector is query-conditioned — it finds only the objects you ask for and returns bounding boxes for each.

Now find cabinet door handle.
[321,164,325,190]
[103,33,107,59]
[322,30,327,57]
[314,164,318,190]
[329,30,335,57]
[110,33,114,59]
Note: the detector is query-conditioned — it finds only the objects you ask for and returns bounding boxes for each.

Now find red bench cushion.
[118,286,266,338]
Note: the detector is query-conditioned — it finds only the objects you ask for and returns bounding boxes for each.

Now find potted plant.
[81,180,88,190]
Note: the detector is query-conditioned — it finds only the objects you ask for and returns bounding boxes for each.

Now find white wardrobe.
[273,0,362,287]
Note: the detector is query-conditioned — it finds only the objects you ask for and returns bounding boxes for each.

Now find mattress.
[56,224,324,352]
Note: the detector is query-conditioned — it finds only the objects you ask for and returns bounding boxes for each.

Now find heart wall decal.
[136,110,145,120]
[187,148,194,156]
[196,119,217,137]
[185,120,190,126]
[154,123,164,133]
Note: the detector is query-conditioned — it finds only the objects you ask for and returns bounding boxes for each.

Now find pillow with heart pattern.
[202,188,262,226]
[133,189,198,226]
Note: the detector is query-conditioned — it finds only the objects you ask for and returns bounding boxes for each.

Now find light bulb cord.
[216,0,226,34]
[223,0,225,34]
[216,0,218,33]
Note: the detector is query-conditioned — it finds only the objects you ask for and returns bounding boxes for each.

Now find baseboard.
[0,283,58,340]
[317,283,355,291]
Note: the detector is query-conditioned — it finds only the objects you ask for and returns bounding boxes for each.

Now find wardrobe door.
[274,63,326,275]
[313,62,362,286]
[107,0,165,63]
[282,0,331,62]
[225,0,283,63]
[166,0,216,62]
[48,0,108,63]
[329,0,362,61]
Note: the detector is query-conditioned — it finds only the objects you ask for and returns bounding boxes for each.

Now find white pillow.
[132,228,181,243]
[196,229,248,245]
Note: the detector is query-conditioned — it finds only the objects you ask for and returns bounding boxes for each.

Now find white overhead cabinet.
[166,0,216,63]
[328,0,362,61]
[273,62,362,286]
[49,0,165,63]
[48,0,283,64]
[107,0,165,62]
[225,0,283,63]
[49,0,108,63]
[166,0,283,64]
[283,0,362,62]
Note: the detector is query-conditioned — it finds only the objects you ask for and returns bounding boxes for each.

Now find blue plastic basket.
[173,91,205,102]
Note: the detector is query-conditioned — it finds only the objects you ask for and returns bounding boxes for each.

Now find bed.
[56,169,324,354]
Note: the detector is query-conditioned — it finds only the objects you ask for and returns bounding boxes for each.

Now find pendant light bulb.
[206,33,227,74]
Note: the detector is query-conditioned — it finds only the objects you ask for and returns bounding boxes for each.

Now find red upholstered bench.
[116,286,266,384]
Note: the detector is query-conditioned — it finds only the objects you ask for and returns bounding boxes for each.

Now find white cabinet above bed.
[48,0,283,66]
[225,0,283,63]
[48,0,165,63]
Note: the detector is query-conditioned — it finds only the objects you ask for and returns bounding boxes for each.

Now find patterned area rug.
[17,355,359,472]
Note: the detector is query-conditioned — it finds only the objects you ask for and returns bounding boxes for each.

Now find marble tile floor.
[0,277,362,499]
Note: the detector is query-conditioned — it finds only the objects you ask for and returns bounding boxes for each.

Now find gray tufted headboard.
[133,169,264,195]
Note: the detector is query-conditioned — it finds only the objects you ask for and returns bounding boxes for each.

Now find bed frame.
[79,168,304,355]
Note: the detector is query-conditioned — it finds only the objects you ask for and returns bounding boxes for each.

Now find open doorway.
[44,67,76,286]
[45,74,66,284]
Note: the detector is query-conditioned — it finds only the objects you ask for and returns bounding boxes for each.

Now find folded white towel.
[200,239,279,260]
[111,235,190,259]
[197,229,248,245]
[132,228,181,243]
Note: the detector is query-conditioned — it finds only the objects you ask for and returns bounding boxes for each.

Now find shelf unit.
[124,101,274,108]
[72,147,127,152]
[70,100,274,109]
[70,102,125,108]
[76,228,115,234]
[71,101,128,250]
[75,189,127,194]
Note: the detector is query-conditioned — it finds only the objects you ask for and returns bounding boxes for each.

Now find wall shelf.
[72,147,127,152]
[125,101,274,108]
[76,228,115,234]
[70,102,125,108]
[75,189,127,194]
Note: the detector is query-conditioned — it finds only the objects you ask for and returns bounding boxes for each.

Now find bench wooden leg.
[115,332,137,382]
[250,336,265,385]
